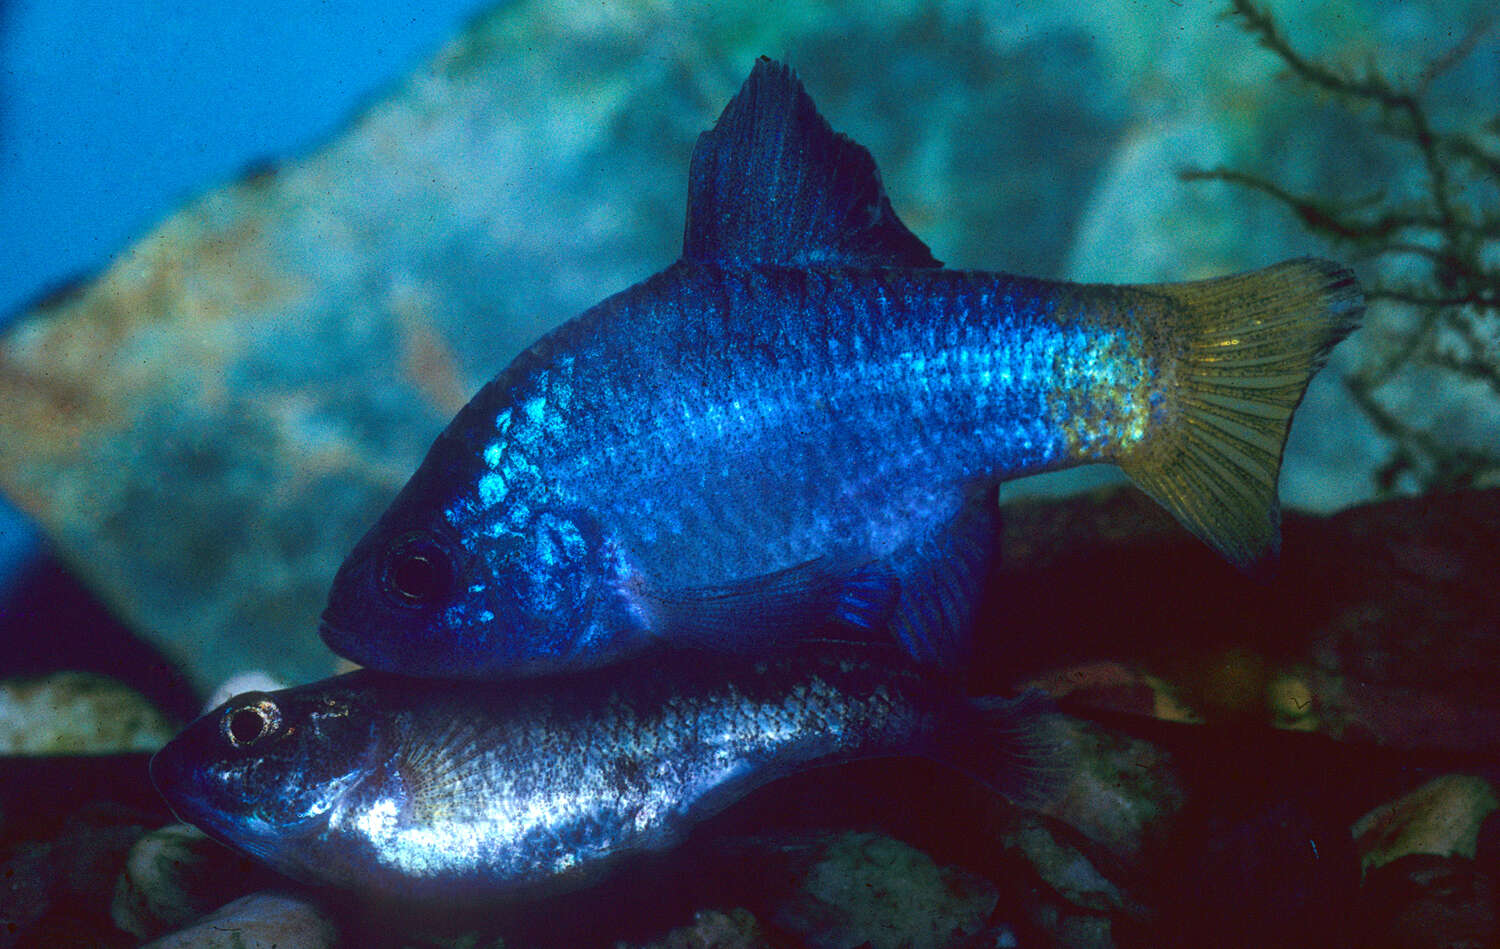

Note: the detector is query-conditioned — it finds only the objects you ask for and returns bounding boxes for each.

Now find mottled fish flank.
[149,647,1059,902]
[318,58,1363,679]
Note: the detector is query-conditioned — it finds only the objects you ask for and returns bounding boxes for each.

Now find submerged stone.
[141,890,337,949]
[0,671,175,755]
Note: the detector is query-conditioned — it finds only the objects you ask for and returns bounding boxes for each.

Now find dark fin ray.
[683,57,940,269]
[885,487,1000,669]
[646,558,900,653]
[1118,257,1363,569]
[940,689,1070,809]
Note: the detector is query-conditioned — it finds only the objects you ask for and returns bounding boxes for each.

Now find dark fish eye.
[222,696,282,749]
[381,532,456,608]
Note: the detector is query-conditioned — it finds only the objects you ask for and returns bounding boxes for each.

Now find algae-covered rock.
[776,832,998,949]
[0,671,176,754]
[1043,717,1186,865]
[111,822,280,941]
[633,908,770,949]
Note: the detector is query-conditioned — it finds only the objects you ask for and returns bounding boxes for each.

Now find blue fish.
[319,58,1362,678]
[149,647,1059,902]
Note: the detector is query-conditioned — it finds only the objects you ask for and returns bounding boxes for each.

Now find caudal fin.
[944,690,1070,809]
[1118,258,1363,568]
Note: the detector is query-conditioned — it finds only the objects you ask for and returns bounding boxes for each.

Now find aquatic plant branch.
[1186,0,1500,494]
[1415,14,1496,94]
[1225,0,1460,229]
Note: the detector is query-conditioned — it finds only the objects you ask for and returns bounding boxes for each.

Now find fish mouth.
[149,738,329,866]
[149,739,238,843]
[317,617,366,664]
[148,741,192,820]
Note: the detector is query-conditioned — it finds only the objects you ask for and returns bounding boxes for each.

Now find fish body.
[149,648,1054,901]
[319,59,1363,679]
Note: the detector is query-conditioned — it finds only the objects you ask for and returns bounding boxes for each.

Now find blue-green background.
[0,1,495,594]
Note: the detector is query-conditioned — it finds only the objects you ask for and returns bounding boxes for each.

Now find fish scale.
[540,267,1136,568]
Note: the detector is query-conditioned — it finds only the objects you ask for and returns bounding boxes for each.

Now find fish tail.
[944,689,1070,808]
[1118,257,1363,568]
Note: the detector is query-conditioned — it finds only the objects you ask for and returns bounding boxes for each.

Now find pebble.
[0,671,175,754]
[112,822,278,940]
[1353,774,1500,872]
[141,890,338,949]
[777,832,997,949]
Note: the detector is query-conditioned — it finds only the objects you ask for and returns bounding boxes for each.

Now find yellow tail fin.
[1118,258,1363,568]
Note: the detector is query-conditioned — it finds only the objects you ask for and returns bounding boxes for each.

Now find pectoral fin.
[643,558,901,654]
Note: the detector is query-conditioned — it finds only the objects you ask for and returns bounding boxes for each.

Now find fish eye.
[221,695,283,749]
[380,532,456,608]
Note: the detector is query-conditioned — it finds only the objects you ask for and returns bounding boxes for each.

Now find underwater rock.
[0,0,1443,691]
[981,487,1500,754]
[141,890,338,949]
[1000,817,1138,918]
[1355,854,1498,949]
[0,804,152,948]
[773,832,998,949]
[1353,775,1500,874]
[633,908,769,949]
[1042,717,1186,866]
[111,822,281,941]
[0,671,175,754]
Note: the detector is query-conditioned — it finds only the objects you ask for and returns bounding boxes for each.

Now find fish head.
[320,430,649,678]
[150,678,380,866]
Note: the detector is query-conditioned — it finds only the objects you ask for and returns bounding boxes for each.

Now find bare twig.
[1190,0,1500,494]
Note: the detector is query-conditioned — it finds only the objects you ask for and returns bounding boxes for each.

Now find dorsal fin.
[682,57,941,269]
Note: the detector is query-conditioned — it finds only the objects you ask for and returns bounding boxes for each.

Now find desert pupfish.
[319,58,1363,678]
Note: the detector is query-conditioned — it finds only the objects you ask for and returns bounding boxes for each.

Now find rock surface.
[141,890,338,949]
[111,822,282,941]
[1354,775,1500,873]
[0,671,175,754]
[775,833,998,949]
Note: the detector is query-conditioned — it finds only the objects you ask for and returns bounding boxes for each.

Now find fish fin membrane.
[885,488,999,669]
[648,559,901,653]
[396,713,501,824]
[950,689,1071,809]
[1118,257,1363,569]
[682,57,941,269]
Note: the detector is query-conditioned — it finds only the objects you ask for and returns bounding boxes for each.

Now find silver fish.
[150,647,1057,902]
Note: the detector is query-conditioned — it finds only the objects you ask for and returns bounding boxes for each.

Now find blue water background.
[0,0,497,596]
